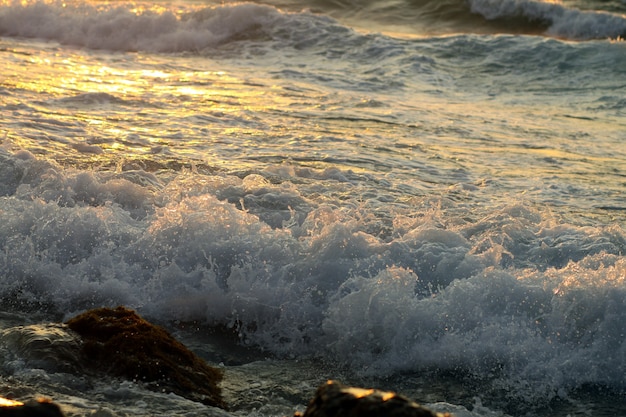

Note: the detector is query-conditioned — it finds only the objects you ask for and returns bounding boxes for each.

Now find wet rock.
[298,380,452,417]
[65,306,226,409]
[0,398,65,417]
[1,323,84,374]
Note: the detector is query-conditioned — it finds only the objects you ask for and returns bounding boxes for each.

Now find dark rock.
[0,398,65,417]
[65,306,226,409]
[298,380,452,417]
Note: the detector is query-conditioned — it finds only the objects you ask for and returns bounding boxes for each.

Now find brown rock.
[299,380,452,417]
[0,398,65,417]
[65,306,225,409]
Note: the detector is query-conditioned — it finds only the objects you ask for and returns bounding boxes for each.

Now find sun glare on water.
[1,28,289,170]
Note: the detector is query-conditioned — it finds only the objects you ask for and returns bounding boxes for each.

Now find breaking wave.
[0,148,624,409]
[1,0,625,54]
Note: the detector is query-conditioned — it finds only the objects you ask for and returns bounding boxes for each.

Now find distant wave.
[468,0,626,39]
[300,0,626,39]
[0,0,625,52]
[0,1,289,52]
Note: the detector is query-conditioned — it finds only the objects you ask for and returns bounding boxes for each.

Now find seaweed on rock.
[298,380,451,417]
[65,306,225,409]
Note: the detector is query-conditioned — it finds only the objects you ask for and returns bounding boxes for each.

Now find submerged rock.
[65,306,226,409]
[299,380,451,417]
[0,398,65,417]
[1,323,84,374]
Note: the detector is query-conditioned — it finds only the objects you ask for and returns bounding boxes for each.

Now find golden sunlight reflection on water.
[2,33,625,227]
[1,40,287,169]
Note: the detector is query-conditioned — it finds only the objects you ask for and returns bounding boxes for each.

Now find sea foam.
[0,0,286,52]
[0,148,624,408]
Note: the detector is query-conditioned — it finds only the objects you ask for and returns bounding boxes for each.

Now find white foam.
[0,0,286,52]
[0,149,624,407]
[323,260,626,403]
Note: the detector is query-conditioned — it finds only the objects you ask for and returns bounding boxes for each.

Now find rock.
[0,398,65,417]
[1,323,84,374]
[298,380,452,417]
[65,306,226,409]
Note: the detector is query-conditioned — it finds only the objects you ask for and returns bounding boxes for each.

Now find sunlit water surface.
[1,0,626,416]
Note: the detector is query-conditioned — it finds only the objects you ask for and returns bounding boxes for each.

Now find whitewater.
[0,0,625,415]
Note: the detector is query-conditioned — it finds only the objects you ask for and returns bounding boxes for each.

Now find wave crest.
[469,0,626,39]
[2,0,625,50]
[0,1,283,52]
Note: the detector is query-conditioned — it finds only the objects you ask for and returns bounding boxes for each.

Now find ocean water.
[1,0,626,415]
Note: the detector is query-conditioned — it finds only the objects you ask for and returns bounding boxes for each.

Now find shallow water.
[1,0,626,415]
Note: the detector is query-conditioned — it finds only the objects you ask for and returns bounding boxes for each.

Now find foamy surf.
[0,145,623,414]
[1,0,625,414]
